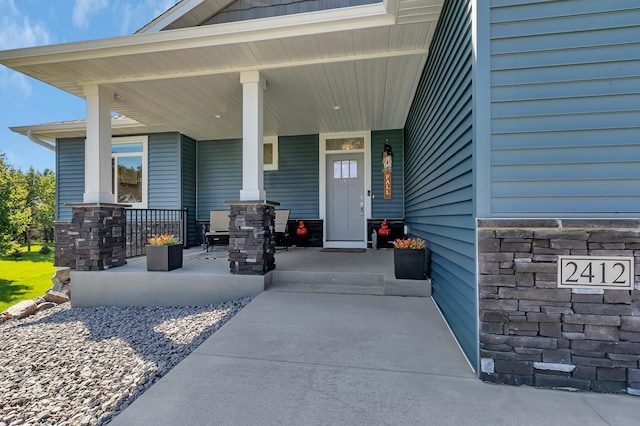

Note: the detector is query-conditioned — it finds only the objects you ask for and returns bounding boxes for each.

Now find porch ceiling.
[0,1,444,141]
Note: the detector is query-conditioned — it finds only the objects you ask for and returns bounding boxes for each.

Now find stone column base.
[65,203,129,271]
[54,221,74,268]
[225,200,279,275]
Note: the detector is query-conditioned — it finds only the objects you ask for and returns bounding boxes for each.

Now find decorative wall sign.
[557,256,634,290]
[382,142,393,200]
[384,171,392,199]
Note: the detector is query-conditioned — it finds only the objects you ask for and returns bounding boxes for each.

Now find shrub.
[39,245,52,254]
[9,242,24,261]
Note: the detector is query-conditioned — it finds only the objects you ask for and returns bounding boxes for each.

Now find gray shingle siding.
[404,0,476,368]
[490,0,640,216]
[55,138,85,222]
[202,0,380,25]
[371,129,404,219]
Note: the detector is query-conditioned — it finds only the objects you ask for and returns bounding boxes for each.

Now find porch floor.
[70,247,430,308]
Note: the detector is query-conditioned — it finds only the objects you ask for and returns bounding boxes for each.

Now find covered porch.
[1,0,445,265]
[70,247,431,308]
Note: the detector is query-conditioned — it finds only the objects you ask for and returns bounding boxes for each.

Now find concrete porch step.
[269,270,431,297]
[269,270,385,295]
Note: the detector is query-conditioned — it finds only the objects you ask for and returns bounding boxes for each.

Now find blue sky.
[0,0,180,172]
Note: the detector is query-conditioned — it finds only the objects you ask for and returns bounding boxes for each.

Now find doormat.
[320,248,366,253]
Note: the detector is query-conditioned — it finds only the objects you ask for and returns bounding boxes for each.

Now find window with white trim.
[111,136,148,208]
[264,136,278,171]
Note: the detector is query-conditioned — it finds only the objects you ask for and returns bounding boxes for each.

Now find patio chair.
[205,210,229,252]
[274,209,290,251]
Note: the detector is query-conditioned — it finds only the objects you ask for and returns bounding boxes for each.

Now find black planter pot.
[146,244,183,271]
[394,248,426,280]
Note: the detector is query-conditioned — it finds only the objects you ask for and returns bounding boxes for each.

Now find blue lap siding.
[55,138,85,222]
[371,129,404,219]
[181,135,197,246]
[489,0,640,216]
[404,0,477,368]
[197,135,320,220]
[264,135,319,219]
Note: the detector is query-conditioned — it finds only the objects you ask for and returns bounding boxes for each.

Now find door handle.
[360,201,364,216]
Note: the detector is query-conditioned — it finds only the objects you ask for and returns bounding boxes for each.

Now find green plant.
[9,242,24,261]
[39,245,52,254]
[147,234,179,246]
[392,237,425,250]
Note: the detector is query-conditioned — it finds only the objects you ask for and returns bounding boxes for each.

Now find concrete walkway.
[111,292,639,425]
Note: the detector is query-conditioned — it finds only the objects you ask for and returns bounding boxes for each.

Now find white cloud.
[72,0,108,30]
[0,0,18,15]
[0,0,51,98]
[0,5,50,49]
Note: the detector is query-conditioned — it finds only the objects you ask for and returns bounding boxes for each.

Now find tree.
[21,167,56,249]
[0,154,55,255]
[35,169,56,243]
[0,154,12,255]
[7,167,31,249]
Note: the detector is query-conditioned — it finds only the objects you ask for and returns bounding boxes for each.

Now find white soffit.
[1,1,445,141]
[10,116,173,142]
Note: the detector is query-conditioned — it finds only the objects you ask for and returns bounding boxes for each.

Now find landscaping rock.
[0,297,252,425]
[43,291,70,305]
[51,267,71,291]
[37,302,58,311]
[4,300,38,320]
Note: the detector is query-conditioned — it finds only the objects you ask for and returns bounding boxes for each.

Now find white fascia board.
[0,4,393,67]
[136,0,205,34]
[10,117,144,142]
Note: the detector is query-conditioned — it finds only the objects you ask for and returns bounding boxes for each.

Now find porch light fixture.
[331,105,341,110]
[212,114,223,119]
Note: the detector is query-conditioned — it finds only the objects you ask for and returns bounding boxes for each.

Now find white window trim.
[264,136,278,171]
[112,136,148,209]
[319,131,371,248]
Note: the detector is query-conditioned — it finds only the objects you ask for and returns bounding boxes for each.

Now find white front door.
[326,153,365,242]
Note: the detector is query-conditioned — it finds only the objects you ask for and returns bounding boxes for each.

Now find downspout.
[27,130,56,151]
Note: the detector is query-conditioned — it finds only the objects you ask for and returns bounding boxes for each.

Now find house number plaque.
[557,256,634,290]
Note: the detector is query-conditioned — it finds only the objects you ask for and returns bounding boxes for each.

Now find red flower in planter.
[392,238,425,250]
[147,234,179,246]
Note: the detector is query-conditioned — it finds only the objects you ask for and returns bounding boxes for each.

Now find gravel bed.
[0,297,252,426]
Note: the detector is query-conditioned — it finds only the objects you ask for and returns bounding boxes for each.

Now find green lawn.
[0,243,55,312]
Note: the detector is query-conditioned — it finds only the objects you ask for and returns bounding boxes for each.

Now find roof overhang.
[10,116,173,143]
[1,1,444,142]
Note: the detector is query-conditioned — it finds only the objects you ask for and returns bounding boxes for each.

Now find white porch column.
[83,85,114,204]
[239,71,266,201]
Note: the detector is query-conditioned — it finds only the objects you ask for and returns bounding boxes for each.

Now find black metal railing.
[125,208,189,258]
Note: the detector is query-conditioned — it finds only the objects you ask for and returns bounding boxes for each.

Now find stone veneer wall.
[57,203,128,271]
[226,201,277,275]
[54,221,74,268]
[478,219,640,395]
